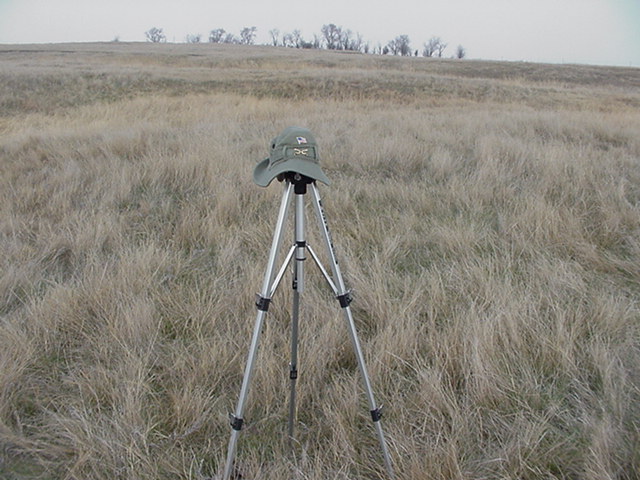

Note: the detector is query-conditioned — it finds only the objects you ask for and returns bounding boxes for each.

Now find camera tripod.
[222,173,395,479]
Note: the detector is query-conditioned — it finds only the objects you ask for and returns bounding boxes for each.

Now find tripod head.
[277,172,314,194]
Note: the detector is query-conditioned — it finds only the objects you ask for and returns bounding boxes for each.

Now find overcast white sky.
[0,0,638,66]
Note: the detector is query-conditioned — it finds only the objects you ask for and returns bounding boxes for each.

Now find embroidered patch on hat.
[296,136,307,144]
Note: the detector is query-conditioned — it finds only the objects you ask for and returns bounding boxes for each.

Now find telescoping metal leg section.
[309,183,396,479]
[223,182,294,480]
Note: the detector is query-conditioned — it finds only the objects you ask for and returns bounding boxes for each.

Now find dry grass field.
[1,42,639,479]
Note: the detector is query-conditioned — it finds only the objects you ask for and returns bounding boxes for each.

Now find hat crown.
[269,127,318,168]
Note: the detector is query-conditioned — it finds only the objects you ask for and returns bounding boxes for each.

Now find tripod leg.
[309,184,395,479]
[223,182,294,480]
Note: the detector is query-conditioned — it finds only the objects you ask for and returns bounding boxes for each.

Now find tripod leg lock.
[255,294,271,312]
[370,405,384,423]
[229,414,244,431]
[336,291,353,309]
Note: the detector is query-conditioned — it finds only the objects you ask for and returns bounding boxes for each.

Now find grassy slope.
[1,43,639,479]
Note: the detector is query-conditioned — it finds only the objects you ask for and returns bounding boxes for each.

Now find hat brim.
[253,158,331,187]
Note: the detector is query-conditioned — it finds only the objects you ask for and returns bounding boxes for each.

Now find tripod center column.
[294,191,306,293]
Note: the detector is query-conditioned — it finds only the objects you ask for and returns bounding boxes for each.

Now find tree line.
[144,25,466,59]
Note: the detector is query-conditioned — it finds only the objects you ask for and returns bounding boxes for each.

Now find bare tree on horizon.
[145,27,166,43]
[209,28,225,43]
[269,29,280,46]
[423,36,441,57]
[388,35,411,56]
[240,26,257,45]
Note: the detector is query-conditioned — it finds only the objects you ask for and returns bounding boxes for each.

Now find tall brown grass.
[1,42,639,479]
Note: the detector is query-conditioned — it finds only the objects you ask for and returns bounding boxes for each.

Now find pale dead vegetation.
[1,43,639,479]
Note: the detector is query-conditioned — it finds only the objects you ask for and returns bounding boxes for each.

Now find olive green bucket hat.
[253,127,330,187]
